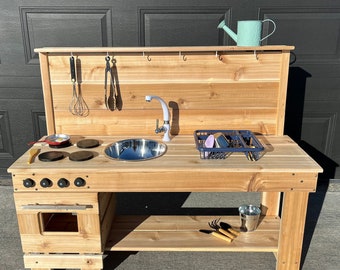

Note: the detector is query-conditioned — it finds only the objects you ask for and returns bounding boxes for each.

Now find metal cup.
[213,132,229,148]
[239,204,261,232]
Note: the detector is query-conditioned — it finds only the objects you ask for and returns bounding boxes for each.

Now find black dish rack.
[194,130,264,161]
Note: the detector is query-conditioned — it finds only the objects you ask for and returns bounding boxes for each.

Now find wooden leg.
[276,191,309,270]
[261,191,281,216]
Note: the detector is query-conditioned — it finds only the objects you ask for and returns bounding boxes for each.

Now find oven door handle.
[21,204,93,210]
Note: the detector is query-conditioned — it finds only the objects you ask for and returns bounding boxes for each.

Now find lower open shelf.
[105,215,280,253]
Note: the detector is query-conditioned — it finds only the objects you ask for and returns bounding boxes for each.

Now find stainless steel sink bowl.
[104,139,167,161]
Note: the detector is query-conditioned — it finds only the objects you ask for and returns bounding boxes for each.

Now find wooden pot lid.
[69,151,94,161]
[38,151,65,162]
[76,139,100,149]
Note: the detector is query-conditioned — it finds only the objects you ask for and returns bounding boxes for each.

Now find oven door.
[13,192,114,253]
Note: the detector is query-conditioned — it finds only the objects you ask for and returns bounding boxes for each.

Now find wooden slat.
[52,108,278,136]
[261,192,281,217]
[276,51,291,135]
[38,53,56,134]
[16,213,40,234]
[100,193,117,250]
[105,215,279,252]
[34,45,295,53]
[47,52,282,83]
[14,192,99,213]
[20,231,101,253]
[110,215,279,231]
[51,82,280,110]
[24,254,103,269]
[11,171,319,193]
[98,193,113,222]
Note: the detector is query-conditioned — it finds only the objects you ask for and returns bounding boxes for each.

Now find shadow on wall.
[284,66,311,142]
[285,64,338,268]
[284,65,338,182]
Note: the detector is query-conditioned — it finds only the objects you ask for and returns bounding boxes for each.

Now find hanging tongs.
[104,55,117,111]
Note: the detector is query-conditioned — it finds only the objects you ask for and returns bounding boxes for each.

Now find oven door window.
[39,212,78,233]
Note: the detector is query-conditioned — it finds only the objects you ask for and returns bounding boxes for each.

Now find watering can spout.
[217,21,237,42]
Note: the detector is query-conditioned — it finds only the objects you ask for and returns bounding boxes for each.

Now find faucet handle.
[155,119,163,134]
[155,119,160,133]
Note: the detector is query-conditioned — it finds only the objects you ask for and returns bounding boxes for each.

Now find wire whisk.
[68,56,89,117]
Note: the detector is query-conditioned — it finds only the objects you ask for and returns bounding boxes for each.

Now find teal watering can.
[217,19,276,46]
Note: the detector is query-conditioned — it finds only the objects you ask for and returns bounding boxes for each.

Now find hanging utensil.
[74,58,89,116]
[69,56,78,115]
[68,56,89,116]
[104,55,117,111]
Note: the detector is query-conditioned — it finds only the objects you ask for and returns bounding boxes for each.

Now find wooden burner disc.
[38,151,65,162]
[69,151,94,161]
[76,139,100,149]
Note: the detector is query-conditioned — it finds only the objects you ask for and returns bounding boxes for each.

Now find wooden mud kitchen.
[8,46,322,270]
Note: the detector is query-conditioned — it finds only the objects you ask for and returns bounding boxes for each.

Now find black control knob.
[23,178,35,188]
[40,178,52,188]
[57,178,69,188]
[74,177,86,187]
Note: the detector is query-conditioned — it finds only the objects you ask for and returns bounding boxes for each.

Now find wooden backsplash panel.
[36,46,293,137]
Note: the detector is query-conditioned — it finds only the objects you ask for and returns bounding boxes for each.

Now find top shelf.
[34,45,295,54]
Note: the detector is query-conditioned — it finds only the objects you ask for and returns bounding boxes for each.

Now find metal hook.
[143,52,151,61]
[216,51,223,61]
[179,51,187,61]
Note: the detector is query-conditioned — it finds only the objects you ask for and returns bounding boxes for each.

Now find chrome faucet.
[145,95,171,142]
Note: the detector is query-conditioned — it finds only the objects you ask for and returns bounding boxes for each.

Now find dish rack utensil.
[194,130,264,161]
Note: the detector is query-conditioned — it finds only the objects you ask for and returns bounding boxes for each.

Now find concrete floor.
[0,183,339,270]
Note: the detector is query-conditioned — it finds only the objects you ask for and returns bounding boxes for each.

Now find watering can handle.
[260,19,276,41]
